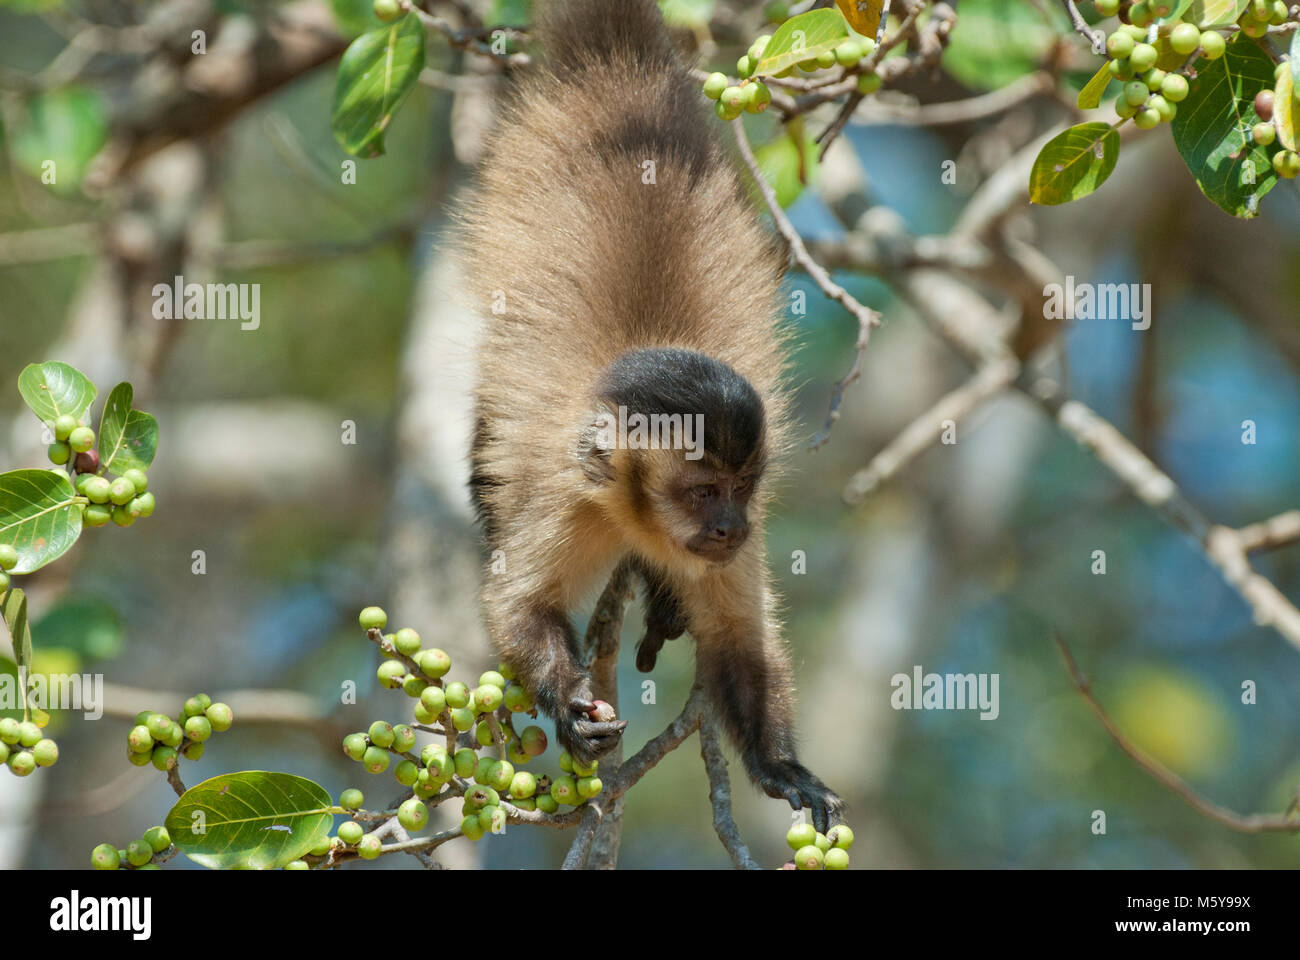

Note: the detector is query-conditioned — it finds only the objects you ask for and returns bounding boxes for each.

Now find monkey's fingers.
[567,694,597,715]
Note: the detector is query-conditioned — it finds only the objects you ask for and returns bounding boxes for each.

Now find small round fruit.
[1199,31,1225,60]
[576,776,602,799]
[509,770,538,799]
[184,715,212,742]
[391,724,416,753]
[828,824,855,849]
[786,822,817,850]
[1273,150,1300,179]
[1148,94,1175,122]
[1253,122,1277,145]
[450,707,475,732]
[503,684,532,713]
[121,468,148,495]
[18,720,41,747]
[0,544,16,571]
[91,843,121,870]
[358,606,387,630]
[337,820,364,845]
[68,426,95,453]
[1129,43,1157,72]
[856,71,882,94]
[475,720,495,748]
[454,747,477,778]
[182,742,204,761]
[1160,74,1189,102]
[461,814,486,841]
[487,760,515,792]
[1123,80,1149,106]
[415,648,451,678]
[390,627,419,656]
[8,750,35,776]
[362,745,390,774]
[559,750,574,773]
[794,844,825,870]
[367,720,394,748]
[478,670,506,689]
[1142,68,1166,91]
[143,825,172,853]
[127,748,152,767]
[404,673,430,698]
[32,738,58,766]
[572,756,597,778]
[357,833,383,859]
[184,694,211,717]
[834,40,862,67]
[475,684,504,712]
[1128,0,1152,24]
[110,505,135,527]
[1255,89,1275,122]
[444,681,470,709]
[342,732,367,761]
[74,449,100,474]
[520,725,547,757]
[126,840,153,867]
[1106,31,1135,59]
[1109,57,1135,80]
[88,504,113,529]
[536,792,559,814]
[54,414,77,442]
[205,702,233,731]
[702,72,728,100]
[108,477,135,506]
[377,659,406,688]
[0,718,18,745]
[550,775,579,805]
[814,832,831,852]
[151,746,178,771]
[420,685,447,715]
[1168,23,1200,55]
[736,54,755,78]
[824,847,850,870]
[340,787,364,810]
[1095,0,1119,14]
[82,476,111,504]
[1134,107,1161,129]
[398,796,429,832]
[1114,95,1140,119]
[47,441,70,465]
[372,0,402,21]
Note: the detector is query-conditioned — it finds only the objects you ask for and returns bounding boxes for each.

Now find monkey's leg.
[631,559,689,673]
[495,603,627,762]
[692,592,845,833]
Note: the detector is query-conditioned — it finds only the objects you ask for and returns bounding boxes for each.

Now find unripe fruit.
[476,670,504,689]
[737,54,755,78]
[503,684,532,713]
[48,441,70,465]
[343,732,367,761]
[0,544,16,571]
[520,725,547,757]
[139,826,170,854]
[444,681,470,709]
[461,814,486,840]
[33,738,58,766]
[720,85,744,113]
[205,702,233,731]
[428,752,454,781]
[419,685,447,715]
[108,477,134,506]
[358,606,387,630]
[507,742,531,765]
[465,785,499,810]
[162,722,183,748]
[377,659,405,688]
[558,750,574,773]
[1106,31,1135,59]
[824,847,850,870]
[83,503,111,528]
[1108,57,1134,80]
[394,760,419,786]
[794,844,824,870]
[1129,0,1152,24]
[828,824,855,849]
[111,505,135,527]
[856,71,882,94]
[1199,31,1225,60]
[450,707,475,732]
[1095,0,1119,14]
[483,805,507,833]
[1148,94,1175,122]
[0,742,7,764]
[513,797,536,811]
[18,720,41,747]
[130,491,155,518]
[786,822,817,850]
[372,0,402,22]
[1241,18,1268,37]
[1123,80,1149,106]
[0,571,6,589]
[362,746,390,774]
[392,724,416,753]
[475,720,496,748]
[184,715,212,743]
[398,796,429,832]
[182,742,204,761]
[487,760,515,793]
[1169,23,1200,55]
[1134,107,1161,129]
[814,831,831,853]
[715,99,741,121]
[550,775,579,805]
[474,684,503,712]
[121,468,148,495]
[126,840,153,867]
[703,72,728,100]
[92,843,121,870]
[340,787,364,810]
[834,40,862,67]
[473,755,495,785]
[816,49,836,69]
[82,476,111,504]
[151,746,178,771]
[1129,43,1157,72]
[68,426,94,453]
[1253,122,1277,145]
[509,770,538,799]
[8,750,35,775]
[0,718,17,744]
[572,756,597,778]
[54,414,77,441]
[1255,90,1275,122]
[1273,150,1300,179]
[454,747,477,778]
[74,449,99,475]
[577,776,602,798]
[416,648,451,678]
[420,743,446,767]
[128,748,152,766]
[367,720,395,748]
[184,694,211,717]
[1160,74,1189,102]
[536,792,559,814]
[401,674,427,699]
[393,627,421,656]
[337,820,364,845]
[1143,68,1166,91]
[357,833,382,859]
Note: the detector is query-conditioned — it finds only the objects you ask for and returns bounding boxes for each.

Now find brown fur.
[456,0,841,828]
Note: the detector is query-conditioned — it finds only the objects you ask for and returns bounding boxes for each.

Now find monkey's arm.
[687,571,844,833]
[631,559,689,673]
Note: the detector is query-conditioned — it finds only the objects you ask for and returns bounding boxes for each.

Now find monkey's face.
[670,464,760,565]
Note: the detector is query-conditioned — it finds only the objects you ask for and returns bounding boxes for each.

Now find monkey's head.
[580,348,767,568]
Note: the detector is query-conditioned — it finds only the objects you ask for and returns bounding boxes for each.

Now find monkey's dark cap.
[599,348,764,469]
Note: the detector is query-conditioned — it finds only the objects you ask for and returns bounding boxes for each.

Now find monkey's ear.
[577,411,616,484]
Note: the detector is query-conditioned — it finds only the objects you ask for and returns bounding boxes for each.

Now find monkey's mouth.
[687,535,747,564]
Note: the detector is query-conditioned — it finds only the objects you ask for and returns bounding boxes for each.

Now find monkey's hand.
[753,759,845,834]
[559,683,627,764]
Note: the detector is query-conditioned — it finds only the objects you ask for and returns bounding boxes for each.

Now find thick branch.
[699,718,761,869]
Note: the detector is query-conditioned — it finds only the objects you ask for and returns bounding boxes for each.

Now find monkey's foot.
[635,633,666,672]
[754,760,845,834]
[561,692,627,763]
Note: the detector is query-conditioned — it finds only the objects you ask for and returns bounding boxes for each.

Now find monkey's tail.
[535,0,677,74]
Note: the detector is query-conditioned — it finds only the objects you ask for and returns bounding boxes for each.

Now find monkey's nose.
[709,524,748,548]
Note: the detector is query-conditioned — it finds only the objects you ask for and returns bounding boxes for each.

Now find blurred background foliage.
[1,0,1299,869]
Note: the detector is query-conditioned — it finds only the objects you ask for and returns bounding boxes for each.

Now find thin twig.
[698,718,761,869]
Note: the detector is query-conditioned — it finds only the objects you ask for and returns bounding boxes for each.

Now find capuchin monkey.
[461,0,843,830]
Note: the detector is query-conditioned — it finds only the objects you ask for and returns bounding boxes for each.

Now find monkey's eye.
[733,476,754,494]
[689,485,716,501]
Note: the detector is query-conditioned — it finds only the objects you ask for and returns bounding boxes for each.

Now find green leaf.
[328,0,386,37]
[1276,66,1296,153]
[754,8,850,77]
[16,361,96,424]
[1,588,33,719]
[943,0,1055,91]
[1170,37,1277,218]
[753,130,820,208]
[167,772,335,870]
[1029,122,1120,205]
[1291,28,1300,93]
[0,470,83,574]
[330,15,426,158]
[1077,62,1113,110]
[658,0,713,29]
[1189,0,1248,26]
[97,382,158,473]
[33,598,124,662]
[1156,0,1194,23]
[12,87,108,193]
